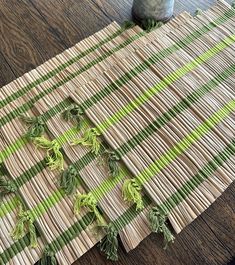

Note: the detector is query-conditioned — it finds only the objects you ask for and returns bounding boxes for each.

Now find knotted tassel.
[34,136,64,171]
[100,223,119,261]
[71,128,101,155]
[141,18,163,32]
[21,114,45,139]
[40,245,57,265]
[105,150,120,178]
[62,104,84,130]
[122,179,144,210]
[149,207,175,249]
[0,176,17,198]
[195,8,202,16]
[74,192,105,226]
[11,206,38,248]
[59,165,80,195]
[121,20,135,30]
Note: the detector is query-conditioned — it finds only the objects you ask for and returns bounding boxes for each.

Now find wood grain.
[0,0,234,264]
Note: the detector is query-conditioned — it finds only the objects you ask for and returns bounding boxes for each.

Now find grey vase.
[132,0,175,22]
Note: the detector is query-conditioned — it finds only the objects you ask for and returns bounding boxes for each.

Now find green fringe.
[21,114,45,139]
[141,18,164,32]
[11,205,38,248]
[149,207,175,249]
[40,245,57,265]
[105,150,120,178]
[62,104,84,130]
[121,20,136,30]
[232,1,235,8]
[0,176,17,198]
[71,128,101,155]
[100,223,119,261]
[34,136,64,171]
[122,179,144,210]
[59,165,80,195]
[195,8,203,16]
[74,192,105,226]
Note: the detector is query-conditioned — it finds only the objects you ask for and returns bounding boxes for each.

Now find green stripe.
[2,137,234,263]
[113,137,235,232]
[0,26,126,110]
[0,232,40,264]
[96,34,235,134]
[79,8,235,111]
[137,99,235,185]
[0,196,19,218]
[0,31,145,128]
[0,98,72,163]
[116,63,235,157]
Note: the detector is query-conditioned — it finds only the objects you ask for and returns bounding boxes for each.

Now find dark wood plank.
[0,0,234,264]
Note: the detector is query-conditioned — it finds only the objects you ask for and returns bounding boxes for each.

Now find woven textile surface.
[0,1,234,264]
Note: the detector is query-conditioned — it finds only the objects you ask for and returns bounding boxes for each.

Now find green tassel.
[40,245,57,265]
[105,150,120,178]
[149,207,175,249]
[34,136,64,171]
[71,128,101,155]
[11,206,38,248]
[122,179,144,210]
[121,20,135,29]
[195,8,202,16]
[59,165,80,195]
[21,114,45,139]
[62,104,84,130]
[141,18,163,32]
[74,192,105,226]
[0,176,17,198]
[100,223,119,261]
[232,1,235,8]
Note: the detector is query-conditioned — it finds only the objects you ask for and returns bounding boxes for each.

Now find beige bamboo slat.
[70,0,235,234]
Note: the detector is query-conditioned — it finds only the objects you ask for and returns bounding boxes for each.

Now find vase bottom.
[132,8,174,23]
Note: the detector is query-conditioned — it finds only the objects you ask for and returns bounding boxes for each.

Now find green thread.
[141,18,164,32]
[20,114,45,139]
[104,150,120,178]
[71,128,101,155]
[62,104,84,130]
[74,192,105,226]
[96,34,235,135]
[195,8,203,16]
[149,207,174,249]
[34,136,64,171]
[122,179,144,210]
[39,245,57,265]
[59,165,80,195]
[11,204,38,248]
[0,176,17,198]
[121,20,136,29]
[100,223,119,261]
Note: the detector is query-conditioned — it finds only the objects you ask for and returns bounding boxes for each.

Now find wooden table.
[0,1,234,264]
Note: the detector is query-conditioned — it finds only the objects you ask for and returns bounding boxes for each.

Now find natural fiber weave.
[0,1,234,264]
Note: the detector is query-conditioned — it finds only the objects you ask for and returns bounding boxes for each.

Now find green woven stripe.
[96,34,235,134]
[0,8,233,162]
[116,63,235,157]
[0,196,19,218]
[113,137,235,232]
[79,8,235,111]
[0,98,71,163]
[0,31,145,128]
[0,26,126,109]
[2,137,234,262]
[137,99,235,185]
[47,212,94,254]
[0,232,40,265]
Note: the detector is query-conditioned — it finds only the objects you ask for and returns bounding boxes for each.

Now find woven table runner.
[0,1,234,264]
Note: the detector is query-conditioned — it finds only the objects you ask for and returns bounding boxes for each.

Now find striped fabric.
[0,1,234,264]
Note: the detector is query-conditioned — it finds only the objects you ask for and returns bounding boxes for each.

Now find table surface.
[0,1,234,265]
